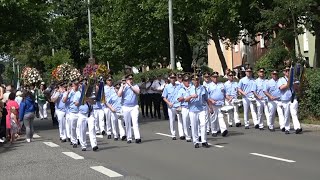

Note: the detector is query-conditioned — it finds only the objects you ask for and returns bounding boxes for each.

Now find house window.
[303,28,309,52]
[260,35,265,48]
[235,44,239,52]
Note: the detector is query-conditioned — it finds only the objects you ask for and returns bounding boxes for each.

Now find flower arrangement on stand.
[69,68,81,82]
[51,63,76,82]
[21,67,42,85]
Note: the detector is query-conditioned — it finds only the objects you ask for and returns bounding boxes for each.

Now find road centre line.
[62,152,84,160]
[90,166,123,178]
[33,134,41,138]
[250,153,295,163]
[43,142,59,147]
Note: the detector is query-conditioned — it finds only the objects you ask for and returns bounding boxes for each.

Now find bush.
[299,69,320,121]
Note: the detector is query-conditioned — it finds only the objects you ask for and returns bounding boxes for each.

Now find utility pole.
[168,0,175,70]
[87,0,93,59]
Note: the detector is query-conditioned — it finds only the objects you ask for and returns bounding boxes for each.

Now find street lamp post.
[168,0,175,70]
[87,0,93,59]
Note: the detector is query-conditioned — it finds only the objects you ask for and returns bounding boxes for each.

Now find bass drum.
[221,105,234,114]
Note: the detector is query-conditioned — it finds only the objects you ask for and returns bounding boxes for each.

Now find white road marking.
[90,166,123,178]
[33,134,41,138]
[96,135,103,138]
[155,132,174,137]
[43,142,59,147]
[208,143,224,148]
[250,153,295,163]
[62,152,84,160]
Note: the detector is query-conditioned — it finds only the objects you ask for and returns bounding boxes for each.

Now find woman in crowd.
[19,91,36,143]
[6,92,19,140]
[37,82,48,120]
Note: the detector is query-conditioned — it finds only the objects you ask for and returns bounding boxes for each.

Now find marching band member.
[151,75,165,119]
[202,72,212,134]
[145,77,155,118]
[51,82,67,142]
[77,85,90,151]
[162,73,184,140]
[63,82,72,142]
[117,74,141,144]
[92,81,105,137]
[208,72,228,137]
[87,97,99,151]
[103,75,114,139]
[238,67,258,129]
[224,71,241,127]
[263,70,284,132]
[184,74,210,148]
[138,78,147,118]
[64,80,81,148]
[252,68,270,130]
[106,82,126,141]
[277,66,302,134]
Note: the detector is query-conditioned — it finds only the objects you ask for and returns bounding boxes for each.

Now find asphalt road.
[1,115,320,180]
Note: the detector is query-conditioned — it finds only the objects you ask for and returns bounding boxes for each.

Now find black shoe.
[212,133,217,137]
[206,132,210,135]
[245,126,250,129]
[198,136,202,142]
[186,139,192,142]
[93,146,98,151]
[107,135,112,139]
[61,139,67,143]
[127,140,132,144]
[135,139,141,144]
[236,123,241,127]
[202,142,210,148]
[121,136,127,141]
[259,128,264,130]
[67,138,71,142]
[180,136,185,140]
[172,137,177,140]
[59,137,62,141]
[295,128,302,134]
[82,148,86,151]
[281,127,285,132]
[114,138,119,141]
[73,144,77,148]
[217,130,221,134]
[254,124,259,129]
[268,128,275,132]
[77,139,80,145]
[285,130,290,134]
[142,115,145,118]
[195,143,200,148]
[96,132,101,135]
[102,130,106,135]
[222,130,228,137]
[229,125,233,127]
[70,142,73,145]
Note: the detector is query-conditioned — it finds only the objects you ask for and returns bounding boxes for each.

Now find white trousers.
[189,111,207,144]
[110,112,126,138]
[256,99,270,128]
[242,98,258,127]
[93,109,105,134]
[168,108,184,137]
[77,113,88,148]
[210,106,227,133]
[87,115,98,148]
[69,112,78,144]
[225,100,240,125]
[103,107,112,135]
[65,113,71,139]
[122,105,140,140]
[282,100,301,130]
[181,107,191,140]
[38,102,48,119]
[56,110,66,140]
[205,108,211,132]
[267,100,284,129]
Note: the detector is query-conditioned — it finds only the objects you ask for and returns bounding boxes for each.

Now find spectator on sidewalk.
[19,91,36,143]
[6,92,19,141]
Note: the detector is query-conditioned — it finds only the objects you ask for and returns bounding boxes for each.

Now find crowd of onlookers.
[0,82,56,144]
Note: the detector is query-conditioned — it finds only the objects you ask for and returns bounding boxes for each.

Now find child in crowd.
[10,107,20,143]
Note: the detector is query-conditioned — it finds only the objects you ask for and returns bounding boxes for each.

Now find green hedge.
[299,69,320,122]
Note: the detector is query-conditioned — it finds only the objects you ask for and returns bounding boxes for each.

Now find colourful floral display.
[51,63,80,82]
[21,67,42,85]
[83,64,109,78]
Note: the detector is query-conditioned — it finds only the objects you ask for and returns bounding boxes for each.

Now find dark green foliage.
[299,69,320,121]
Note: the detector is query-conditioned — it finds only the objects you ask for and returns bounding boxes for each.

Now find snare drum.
[176,107,182,114]
[221,105,234,114]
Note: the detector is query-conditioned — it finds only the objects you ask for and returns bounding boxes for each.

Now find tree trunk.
[314,22,320,68]
[212,34,228,75]
[179,31,193,72]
